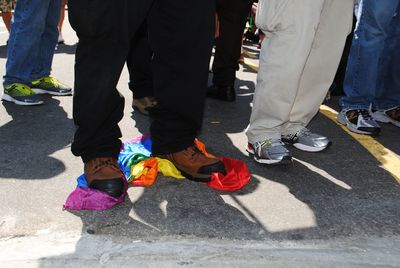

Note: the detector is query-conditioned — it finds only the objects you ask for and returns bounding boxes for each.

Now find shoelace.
[256,139,283,149]
[184,146,204,161]
[90,158,121,174]
[296,128,312,138]
[284,128,311,141]
[358,109,374,120]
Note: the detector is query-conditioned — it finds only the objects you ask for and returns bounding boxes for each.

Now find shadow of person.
[130,109,151,136]
[201,73,400,242]
[264,112,400,240]
[0,97,74,180]
[66,194,158,237]
[0,44,7,58]
[54,43,77,55]
[131,176,263,240]
[38,177,263,267]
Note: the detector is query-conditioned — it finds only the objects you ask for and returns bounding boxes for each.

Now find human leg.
[207,0,253,102]
[30,0,60,81]
[3,0,51,86]
[147,0,226,180]
[340,0,400,110]
[372,1,400,111]
[338,0,400,134]
[282,0,353,151]
[0,0,13,32]
[247,0,324,143]
[126,22,155,115]
[58,0,67,32]
[2,0,52,105]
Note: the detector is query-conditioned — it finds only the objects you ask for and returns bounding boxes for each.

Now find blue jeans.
[3,0,61,87]
[339,0,400,110]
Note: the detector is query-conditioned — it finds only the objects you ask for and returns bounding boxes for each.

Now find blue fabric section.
[77,174,88,188]
[118,137,152,178]
[76,136,153,187]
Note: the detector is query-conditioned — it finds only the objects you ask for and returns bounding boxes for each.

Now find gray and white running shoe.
[337,109,381,136]
[246,139,292,165]
[371,106,400,128]
[282,128,331,152]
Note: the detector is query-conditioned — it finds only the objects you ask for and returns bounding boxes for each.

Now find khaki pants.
[246,0,354,143]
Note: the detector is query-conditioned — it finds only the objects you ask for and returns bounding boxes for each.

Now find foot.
[246,139,292,165]
[84,157,125,198]
[132,96,157,115]
[2,83,43,106]
[206,84,235,102]
[371,106,400,128]
[157,145,226,182]
[337,109,381,136]
[282,128,331,152]
[30,76,72,96]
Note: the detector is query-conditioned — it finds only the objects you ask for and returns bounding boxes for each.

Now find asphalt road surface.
[0,15,399,267]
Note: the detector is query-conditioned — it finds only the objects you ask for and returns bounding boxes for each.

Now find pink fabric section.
[63,176,128,211]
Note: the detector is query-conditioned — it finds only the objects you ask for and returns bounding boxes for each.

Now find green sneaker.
[2,83,44,106]
[31,76,72,96]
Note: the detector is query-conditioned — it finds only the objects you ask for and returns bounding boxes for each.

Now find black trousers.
[69,0,215,162]
[212,0,253,87]
[127,23,153,99]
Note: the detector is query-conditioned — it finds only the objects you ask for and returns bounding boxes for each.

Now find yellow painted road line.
[242,50,258,59]
[238,59,400,184]
[242,58,259,72]
[320,105,400,184]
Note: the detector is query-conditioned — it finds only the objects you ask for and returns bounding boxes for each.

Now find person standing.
[58,0,68,44]
[207,0,254,102]
[0,0,15,34]
[69,0,226,197]
[337,0,400,135]
[127,22,157,115]
[2,0,71,106]
[246,0,354,165]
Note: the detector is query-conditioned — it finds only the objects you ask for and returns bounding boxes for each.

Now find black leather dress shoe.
[206,85,236,102]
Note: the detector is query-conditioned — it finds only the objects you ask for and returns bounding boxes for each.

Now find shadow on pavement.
[0,97,74,180]
[42,77,400,264]
[0,44,7,58]
[54,43,77,55]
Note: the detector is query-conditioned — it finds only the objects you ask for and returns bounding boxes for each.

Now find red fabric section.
[207,157,251,191]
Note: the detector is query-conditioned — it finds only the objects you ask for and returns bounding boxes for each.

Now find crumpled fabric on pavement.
[63,174,128,211]
[63,135,250,211]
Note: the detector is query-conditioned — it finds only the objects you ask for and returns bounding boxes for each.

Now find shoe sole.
[246,146,293,165]
[254,155,292,165]
[291,142,331,152]
[372,112,400,128]
[32,88,72,96]
[173,162,212,183]
[336,114,380,136]
[1,94,43,106]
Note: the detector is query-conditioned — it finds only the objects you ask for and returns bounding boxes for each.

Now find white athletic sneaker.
[371,106,400,128]
[282,128,331,152]
[246,139,292,165]
[337,108,381,135]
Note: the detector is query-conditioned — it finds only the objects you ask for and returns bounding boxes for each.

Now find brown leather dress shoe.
[132,96,158,115]
[84,157,125,197]
[157,145,226,182]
